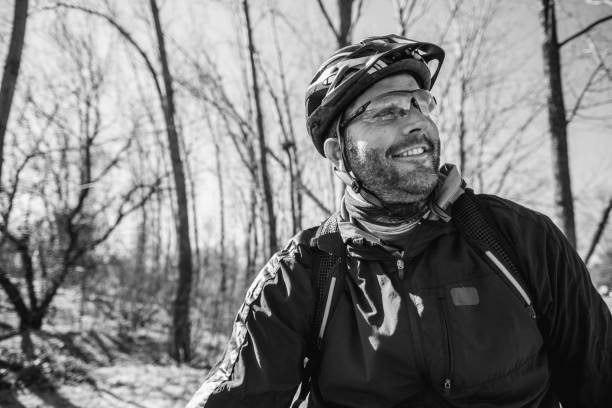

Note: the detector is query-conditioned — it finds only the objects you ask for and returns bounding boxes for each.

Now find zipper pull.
[526,304,537,319]
[444,378,452,394]
[396,258,405,280]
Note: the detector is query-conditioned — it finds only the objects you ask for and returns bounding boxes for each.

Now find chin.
[379,174,438,204]
[406,166,438,188]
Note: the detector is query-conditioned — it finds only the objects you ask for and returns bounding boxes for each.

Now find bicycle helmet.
[306,34,445,156]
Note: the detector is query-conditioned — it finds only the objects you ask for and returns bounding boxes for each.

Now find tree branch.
[567,62,603,123]
[0,266,31,322]
[351,0,365,28]
[316,0,340,41]
[0,330,20,342]
[584,197,612,266]
[38,178,162,314]
[1,150,37,231]
[51,2,164,102]
[90,132,134,185]
[559,14,612,47]
[264,146,331,214]
[0,0,29,187]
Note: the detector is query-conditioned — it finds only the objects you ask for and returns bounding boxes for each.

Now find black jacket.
[186,195,612,408]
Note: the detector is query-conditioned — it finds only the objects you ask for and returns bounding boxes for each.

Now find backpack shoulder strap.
[293,214,346,407]
[452,189,537,319]
[310,213,346,346]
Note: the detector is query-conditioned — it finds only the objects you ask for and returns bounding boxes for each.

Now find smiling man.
[187,35,612,408]
[324,74,440,209]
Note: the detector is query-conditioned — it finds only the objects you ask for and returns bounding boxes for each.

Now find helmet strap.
[333,119,388,210]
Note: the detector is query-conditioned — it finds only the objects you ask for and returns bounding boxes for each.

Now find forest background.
[0,0,611,407]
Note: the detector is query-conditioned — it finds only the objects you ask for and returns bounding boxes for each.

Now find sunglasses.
[340,89,437,129]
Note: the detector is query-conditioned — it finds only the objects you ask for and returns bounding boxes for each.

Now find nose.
[403,126,422,135]
[399,114,428,136]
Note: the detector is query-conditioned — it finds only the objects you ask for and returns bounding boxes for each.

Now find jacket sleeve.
[517,213,612,407]
[186,240,315,408]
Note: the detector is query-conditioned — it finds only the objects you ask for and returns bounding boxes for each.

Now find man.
[187,35,612,408]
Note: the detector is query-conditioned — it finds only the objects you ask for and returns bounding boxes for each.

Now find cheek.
[354,140,368,158]
[426,117,440,139]
[348,125,395,152]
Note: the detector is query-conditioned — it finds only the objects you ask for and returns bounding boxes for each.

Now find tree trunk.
[19,312,42,359]
[150,0,194,363]
[337,0,354,47]
[539,0,576,247]
[0,0,28,187]
[20,327,35,360]
[458,75,467,176]
[393,0,418,36]
[271,12,303,232]
[243,0,277,258]
[317,0,359,207]
[213,128,227,331]
[180,117,201,291]
[247,186,259,282]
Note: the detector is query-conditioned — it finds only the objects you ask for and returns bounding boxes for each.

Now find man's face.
[343,73,440,204]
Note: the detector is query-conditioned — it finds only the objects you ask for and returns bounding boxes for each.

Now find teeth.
[396,147,426,157]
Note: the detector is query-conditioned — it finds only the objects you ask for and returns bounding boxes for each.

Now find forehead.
[347,73,421,113]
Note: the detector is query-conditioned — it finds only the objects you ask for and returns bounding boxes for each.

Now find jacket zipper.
[439,295,453,395]
[396,258,405,280]
[396,253,428,381]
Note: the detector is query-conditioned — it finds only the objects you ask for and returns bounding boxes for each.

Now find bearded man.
[187,35,612,408]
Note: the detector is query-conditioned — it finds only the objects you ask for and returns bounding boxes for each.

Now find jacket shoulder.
[475,193,555,235]
[285,225,319,249]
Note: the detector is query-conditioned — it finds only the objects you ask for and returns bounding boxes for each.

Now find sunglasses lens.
[410,90,436,114]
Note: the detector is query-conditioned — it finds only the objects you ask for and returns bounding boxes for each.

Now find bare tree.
[175,50,331,216]
[539,0,612,247]
[51,1,197,362]
[242,0,278,258]
[316,0,365,47]
[149,0,194,363]
[392,0,423,36]
[0,33,160,356]
[585,197,612,266]
[539,0,576,247]
[0,0,28,187]
[270,9,303,233]
[316,0,366,207]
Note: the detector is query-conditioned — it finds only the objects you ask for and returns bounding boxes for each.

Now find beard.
[345,136,440,206]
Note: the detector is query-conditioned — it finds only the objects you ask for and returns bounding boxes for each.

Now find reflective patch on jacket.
[186,252,286,408]
[245,254,282,305]
[186,303,249,408]
[450,286,480,306]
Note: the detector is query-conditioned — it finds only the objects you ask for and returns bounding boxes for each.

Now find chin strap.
[333,119,388,209]
[332,166,387,208]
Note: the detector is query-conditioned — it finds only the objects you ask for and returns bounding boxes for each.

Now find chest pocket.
[425,239,548,398]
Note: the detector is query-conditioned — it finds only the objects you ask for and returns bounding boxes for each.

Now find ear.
[323,137,342,168]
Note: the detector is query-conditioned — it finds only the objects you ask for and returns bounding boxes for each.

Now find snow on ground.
[0,363,207,408]
[0,288,220,408]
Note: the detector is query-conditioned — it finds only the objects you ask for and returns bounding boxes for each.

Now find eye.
[372,107,398,120]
